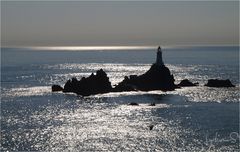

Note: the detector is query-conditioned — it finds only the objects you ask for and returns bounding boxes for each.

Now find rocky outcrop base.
[205,79,235,87]
[114,64,176,92]
[177,79,198,87]
[63,69,112,96]
[52,85,63,92]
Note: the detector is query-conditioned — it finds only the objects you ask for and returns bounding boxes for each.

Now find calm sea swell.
[1,47,239,151]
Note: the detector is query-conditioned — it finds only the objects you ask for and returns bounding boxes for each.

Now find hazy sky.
[1,1,239,47]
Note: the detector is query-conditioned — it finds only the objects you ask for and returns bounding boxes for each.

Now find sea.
[1,46,239,151]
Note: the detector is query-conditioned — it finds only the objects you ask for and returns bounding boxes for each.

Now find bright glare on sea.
[1,46,239,151]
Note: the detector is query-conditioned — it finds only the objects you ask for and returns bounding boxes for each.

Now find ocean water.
[1,46,239,151]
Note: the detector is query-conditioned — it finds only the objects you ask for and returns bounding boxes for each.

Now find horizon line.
[2,44,239,49]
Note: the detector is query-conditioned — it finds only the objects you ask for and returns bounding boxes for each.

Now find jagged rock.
[63,77,79,93]
[57,47,184,96]
[113,76,138,92]
[178,79,198,87]
[63,69,112,96]
[61,63,176,96]
[52,85,63,92]
[205,79,235,87]
[114,63,176,91]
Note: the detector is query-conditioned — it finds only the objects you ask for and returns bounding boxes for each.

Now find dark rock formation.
[114,64,176,92]
[205,79,235,87]
[129,102,139,106]
[54,47,179,96]
[149,103,156,106]
[61,64,176,96]
[113,76,137,92]
[149,125,154,130]
[63,69,112,96]
[52,85,63,92]
[177,79,198,87]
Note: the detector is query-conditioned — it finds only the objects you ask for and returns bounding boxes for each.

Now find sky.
[1,1,239,47]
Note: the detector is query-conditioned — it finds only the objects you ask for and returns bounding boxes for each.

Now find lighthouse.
[156,46,164,66]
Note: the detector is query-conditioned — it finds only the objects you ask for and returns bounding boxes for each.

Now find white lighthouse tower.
[156,46,164,66]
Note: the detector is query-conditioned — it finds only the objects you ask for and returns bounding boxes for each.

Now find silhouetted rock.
[113,76,137,92]
[63,69,112,96]
[205,79,235,87]
[52,85,63,92]
[114,64,176,92]
[57,47,183,96]
[149,125,154,130]
[63,77,79,93]
[61,63,176,96]
[129,102,139,106]
[149,103,156,106]
[178,79,198,87]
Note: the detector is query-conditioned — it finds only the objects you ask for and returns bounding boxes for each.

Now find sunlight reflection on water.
[1,63,239,151]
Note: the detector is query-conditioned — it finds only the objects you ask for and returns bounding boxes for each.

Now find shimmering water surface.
[1,46,239,151]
